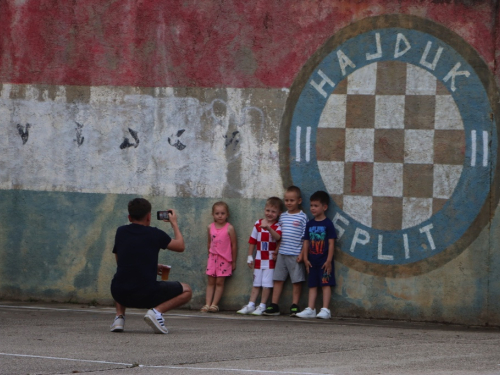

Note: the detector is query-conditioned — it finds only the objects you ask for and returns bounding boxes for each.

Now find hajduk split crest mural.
[280,15,500,277]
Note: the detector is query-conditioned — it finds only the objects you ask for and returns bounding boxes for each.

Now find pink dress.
[206,222,233,277]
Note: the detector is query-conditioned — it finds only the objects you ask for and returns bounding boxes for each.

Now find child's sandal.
[208,305,219,313]
[200,305,210,313]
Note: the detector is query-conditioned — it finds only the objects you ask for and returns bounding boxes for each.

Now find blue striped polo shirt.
[278,211,308,256]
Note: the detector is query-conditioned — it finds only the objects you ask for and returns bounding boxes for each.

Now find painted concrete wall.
[1,0,499,325]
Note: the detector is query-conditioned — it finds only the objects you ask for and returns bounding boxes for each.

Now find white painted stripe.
[306,126,311,162]
[0,304,327,324]
[403,233,410,259]
[483,130,488,167]
[471,130,477,167]
[146,364,330,374]
[0,353,132,366]
[0,303,426,329]
[296,126,301,162]
[0,353,331,374]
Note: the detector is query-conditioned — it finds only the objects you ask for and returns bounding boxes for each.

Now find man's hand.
[164,209,178,226]
[157,264,162,276]
[165,209,185,252]
[296,253,303,263]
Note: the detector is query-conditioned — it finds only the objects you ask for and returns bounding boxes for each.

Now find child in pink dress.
[201,202,238,312]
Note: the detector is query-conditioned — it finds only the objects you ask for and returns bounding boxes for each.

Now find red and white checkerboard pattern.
[248,219,282,269]
[316,61,465,231]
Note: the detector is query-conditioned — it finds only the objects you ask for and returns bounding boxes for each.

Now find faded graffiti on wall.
[0,86,286,199]
[281,15,500,277]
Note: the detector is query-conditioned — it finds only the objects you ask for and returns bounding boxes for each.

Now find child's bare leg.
[249,286,261,303]
[211,277,226,306]
[271,280,284,304]
[115,301,126,316]
[155,283,192,313]
[261,287,272,305]
[205,276,216,306]
[292,282,302,305]
[322,285,331,308]
[308,287,318,309]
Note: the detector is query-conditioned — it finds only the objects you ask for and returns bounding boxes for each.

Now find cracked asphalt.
[0,302,499,375]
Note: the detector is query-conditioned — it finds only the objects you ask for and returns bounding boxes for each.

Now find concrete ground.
[0,301,499,375]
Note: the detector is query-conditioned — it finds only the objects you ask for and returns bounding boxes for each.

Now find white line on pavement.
[0,353,332,374]
[0,303,440,329]
[0,353,132,366]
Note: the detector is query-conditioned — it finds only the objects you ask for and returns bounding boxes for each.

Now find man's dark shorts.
[112,281,183,309]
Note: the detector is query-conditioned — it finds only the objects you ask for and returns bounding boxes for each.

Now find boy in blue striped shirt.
[263,186,308,316]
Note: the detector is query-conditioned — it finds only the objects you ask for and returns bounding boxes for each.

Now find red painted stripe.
[0,1,497,88]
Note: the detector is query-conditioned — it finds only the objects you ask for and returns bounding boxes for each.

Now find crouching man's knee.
[181,283,192,300]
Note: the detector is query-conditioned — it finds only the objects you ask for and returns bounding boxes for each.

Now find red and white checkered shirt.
[248,219,282,270]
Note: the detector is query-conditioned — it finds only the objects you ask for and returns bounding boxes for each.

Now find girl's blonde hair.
[212,201,230,219]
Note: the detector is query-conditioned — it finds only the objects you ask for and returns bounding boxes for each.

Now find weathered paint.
[0,1,498,88]
[1,1,500,326]
[0,84,286,198]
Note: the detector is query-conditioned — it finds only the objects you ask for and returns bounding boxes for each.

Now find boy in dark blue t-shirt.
[296,191,337,320]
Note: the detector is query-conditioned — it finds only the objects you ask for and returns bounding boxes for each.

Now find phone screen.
[157,211,171,221]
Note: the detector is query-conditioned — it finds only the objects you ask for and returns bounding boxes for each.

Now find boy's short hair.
[286,185,302,198]
[266,196,285,212]
[128,198,152,220]
[310,191,330,206]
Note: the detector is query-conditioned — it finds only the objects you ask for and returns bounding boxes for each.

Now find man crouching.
[110,198,192,334]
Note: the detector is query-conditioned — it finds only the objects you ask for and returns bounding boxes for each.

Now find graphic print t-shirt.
[303,218,337,266]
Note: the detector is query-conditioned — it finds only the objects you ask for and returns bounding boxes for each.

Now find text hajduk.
[308,31,471,262]
[310,31,470,99]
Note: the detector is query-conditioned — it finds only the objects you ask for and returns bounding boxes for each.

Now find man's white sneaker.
[251,306,266,316]
[296,307,316,318]
[316,308,331,319]
[144,309,168,334]
[237,305,256,314]
[110,315,125,332]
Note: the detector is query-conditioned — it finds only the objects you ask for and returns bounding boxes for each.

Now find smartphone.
[157,210,172,221]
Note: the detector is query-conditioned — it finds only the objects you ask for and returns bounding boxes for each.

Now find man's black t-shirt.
[111,223,171,296]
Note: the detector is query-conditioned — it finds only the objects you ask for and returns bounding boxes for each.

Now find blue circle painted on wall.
[281,16,500,276]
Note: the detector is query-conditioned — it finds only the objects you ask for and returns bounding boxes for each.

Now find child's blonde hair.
[212,201,230,219]
[266,196,285,213]
[286,185,302,199]
[286,185,303,209]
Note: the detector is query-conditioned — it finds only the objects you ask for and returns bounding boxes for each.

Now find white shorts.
[253,268,274,288]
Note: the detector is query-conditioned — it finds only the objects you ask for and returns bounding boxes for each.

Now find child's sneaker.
[110,315,125,332]
[144,309,168,334]
[251,305,266,316]
[289,304,300,317]
[296,307,316,318]
[262,303,280,316]
[237,305,256,314]
[316,307,331,319]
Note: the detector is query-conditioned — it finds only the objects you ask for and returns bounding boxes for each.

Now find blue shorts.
[308,264,336,288]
